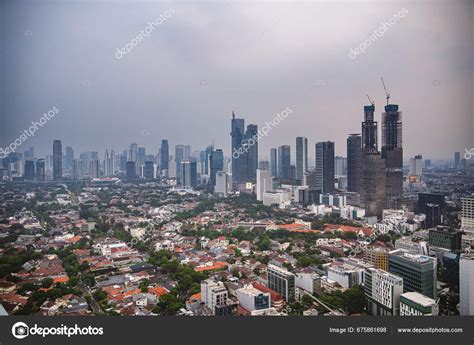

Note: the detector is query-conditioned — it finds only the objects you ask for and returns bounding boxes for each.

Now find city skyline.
[1,1,473,160]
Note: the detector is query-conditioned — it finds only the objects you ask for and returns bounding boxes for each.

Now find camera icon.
[12,322,29,339]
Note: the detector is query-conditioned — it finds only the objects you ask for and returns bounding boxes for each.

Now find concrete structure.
[256,169,273,201]
[400,292,438,316]
[365,267,403,316]
[267,264,295,302]
[460,253,474,315]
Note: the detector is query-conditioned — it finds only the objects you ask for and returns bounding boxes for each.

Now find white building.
[394,238,429,255]
[461,196,474,234]
[256,169,273,201]
[295,272,320,295]
[400,292,438,316]
[262,190,291,207]
[236,285,271,313]
[214,171,228,197]
[460,253,474,315]
[201,279,229,315]
[409,155,423,176]
[365,268,404,316]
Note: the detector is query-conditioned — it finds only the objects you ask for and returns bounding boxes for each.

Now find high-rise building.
[267,264,295,302]
[409,154,423,177]
[53,140,63,181]
[347,134,363,193]
[418,193,446,216]
[428,226,462,254]
[24,160,35,180]
[270,148,277,177]
[296,137,308,181]
[35,159,45,181]
[126,161,137,182]
[214,171,228,197]
[381,104,403,209]
[89,159,99,179]
[203,145,213,175]
[209,149,224,186]
[277,145,291,180]
[461,196,474,234]
[425,203,442,228]
[359,104,386,217]
[400,292,438,316]
[454,152,461,168]
[181,161,197,188]
[256,169,273,201]
[335,156,347,176]
[103,149,115,177]
[160,140,169,175]
[144,161,155,180]
[365,267,403,316]
[244,124,258,181]
[64,146,74,171]
[231,112,245,183]
[201,279,231,316]
[315,141,335,193]
[128,143,138,162]
[175,145,186,183]
[388,250,437,299]
[460,253,474,315]
[72,159,84,180]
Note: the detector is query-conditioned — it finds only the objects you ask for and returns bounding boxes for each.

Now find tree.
[41,278,54,289]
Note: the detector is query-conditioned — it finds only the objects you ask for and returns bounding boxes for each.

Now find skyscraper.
[144,161,155,180]
[53,140,62,181]
[277,145,291,180]
[214,171,228,197]
[409,154,423,177]
[160,140,169,174]
[335,156,347,176]
[89,159,99,179]
[126,161,137,182]
[72,159,84,180]
[359,104,386,217]
[256,169,273,201]
[270,148,277,177]
[35,159,45,181]
[24,160,35,180]
[460,253,474,315]
[128,143,138,162]
[65,146,74,171]
[365,267,403,316]
[231,112,245,183]
[175,145,186,184]
[454,152,461,168]
[103,149,115,177]
[347,134,363,193]
[209,149,224,186]
[244,124,258,181]
[181,161,197,188]
[296,137,308,181]
[315,141,335,193]
[381,104,403,209]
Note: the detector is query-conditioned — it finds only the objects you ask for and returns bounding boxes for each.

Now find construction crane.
[381,77,390,105]
[366,94,375,106]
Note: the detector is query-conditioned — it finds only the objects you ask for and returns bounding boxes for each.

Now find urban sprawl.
[0,98,473,317]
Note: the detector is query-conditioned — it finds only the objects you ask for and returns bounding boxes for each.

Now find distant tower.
[277,145,291,180]
[53,140,63,181]
[270,148,278,177]
[160,140,169,174]
[347,134,362,193]
[315,141,335,193]
[230,112,245,183]
[296,137,308,181]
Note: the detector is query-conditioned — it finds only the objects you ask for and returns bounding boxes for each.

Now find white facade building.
[460,253,474,315]
[256,169,273,201]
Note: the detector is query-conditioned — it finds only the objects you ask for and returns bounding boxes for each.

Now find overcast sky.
[0,0,473,163]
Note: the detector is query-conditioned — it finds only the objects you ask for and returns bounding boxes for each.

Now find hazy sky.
[1,0,473,163]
